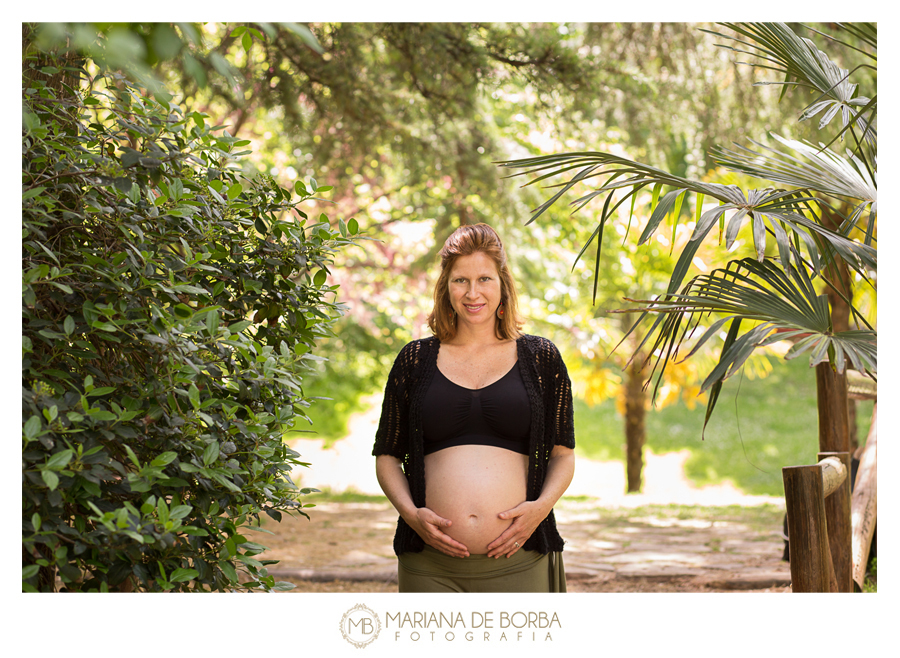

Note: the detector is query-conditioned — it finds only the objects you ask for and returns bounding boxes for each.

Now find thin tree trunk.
[820,204,856,453]
[816,363,850,454]
[624,351,646,493]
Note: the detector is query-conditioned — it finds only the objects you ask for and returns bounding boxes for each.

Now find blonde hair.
[427,223,523,341]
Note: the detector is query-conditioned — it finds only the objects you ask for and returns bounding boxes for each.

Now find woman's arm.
[485,445,575,558]
[375,455,470,558]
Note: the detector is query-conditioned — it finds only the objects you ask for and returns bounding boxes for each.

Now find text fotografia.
[387,611,561,642]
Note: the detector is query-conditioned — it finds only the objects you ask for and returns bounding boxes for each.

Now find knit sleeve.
[372,341,418,459]
[547,341,576,449]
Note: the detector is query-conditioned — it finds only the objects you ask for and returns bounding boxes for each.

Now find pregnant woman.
[373,223,575,592]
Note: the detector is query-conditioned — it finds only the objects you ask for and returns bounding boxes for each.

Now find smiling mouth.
[463,304,485,312]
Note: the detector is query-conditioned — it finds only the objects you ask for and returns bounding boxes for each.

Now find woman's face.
[447,251,503,331]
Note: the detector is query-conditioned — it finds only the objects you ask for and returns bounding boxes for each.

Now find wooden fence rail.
[782,452,851,592]
[851,404,877,589]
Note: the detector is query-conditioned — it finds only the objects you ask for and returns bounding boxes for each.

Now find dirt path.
[257,500,791,593]
[266,396,791,593]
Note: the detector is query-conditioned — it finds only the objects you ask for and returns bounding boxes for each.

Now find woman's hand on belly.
[486,445,575,558]
[485,500,547,559]
[409,507,471,558]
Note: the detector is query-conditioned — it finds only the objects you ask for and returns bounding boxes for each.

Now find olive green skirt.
[397,546,566,593]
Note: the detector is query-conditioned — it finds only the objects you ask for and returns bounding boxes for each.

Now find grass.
[574,357,874,496]
[556,501,787,532]
[862,557,877,593]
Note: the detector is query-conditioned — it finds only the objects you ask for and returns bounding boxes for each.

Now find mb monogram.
[340,604,382,648]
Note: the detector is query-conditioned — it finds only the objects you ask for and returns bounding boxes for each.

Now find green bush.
[22,54,359,591]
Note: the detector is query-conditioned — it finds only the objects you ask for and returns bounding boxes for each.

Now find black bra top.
[422,362,531,455]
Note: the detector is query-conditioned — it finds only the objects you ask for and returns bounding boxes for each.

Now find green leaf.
[226,182,243,200]
[151,451,178,467]
[171,177,184,201]
[169,505,192,520]
[202,441,219,466]
[280,23,324,54]
[219,560,238,583]
[124,444,141,468]
[670,191,686,251]
[91,320,118,332]
[228,320,252,334]
[242,32,252,52]
[63,315,75,336]
[46,449,74,470]
[174,303,193,318]
[348,218,359,235]
[188,384,201,410]
[650,182,662,212]
[41,470,59,491]
[206,309,220,336]
[22,110,41,132]
[230,26,247,37]
[23,565,41,580]
[313,269,327,286]
[31,513,41,532]
[24,415,42,440]
[170,568,199,583]
[22,187,46,201]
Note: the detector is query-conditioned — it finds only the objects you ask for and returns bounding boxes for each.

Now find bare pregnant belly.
[424,445,529,555]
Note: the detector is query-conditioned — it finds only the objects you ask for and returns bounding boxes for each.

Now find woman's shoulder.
[393,335,439,365]
[518,333,562,358]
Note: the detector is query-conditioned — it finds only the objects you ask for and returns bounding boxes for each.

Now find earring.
[496,302,505,319]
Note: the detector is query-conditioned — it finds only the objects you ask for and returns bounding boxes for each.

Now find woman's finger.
[497,502,528,520]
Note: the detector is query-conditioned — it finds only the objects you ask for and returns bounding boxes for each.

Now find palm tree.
[498,22,876,454]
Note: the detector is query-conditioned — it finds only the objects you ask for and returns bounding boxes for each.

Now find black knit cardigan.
[372,334,576,556]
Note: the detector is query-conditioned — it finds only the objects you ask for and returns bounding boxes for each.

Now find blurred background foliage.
[31,21,876,496]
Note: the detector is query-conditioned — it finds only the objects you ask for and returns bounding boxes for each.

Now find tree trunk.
[624,354,646,493]
[816,363,850,454]
[820,204,856,453]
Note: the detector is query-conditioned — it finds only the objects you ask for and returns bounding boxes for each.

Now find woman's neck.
[447,322,506,347]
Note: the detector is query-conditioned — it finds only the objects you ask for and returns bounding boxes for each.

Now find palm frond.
[704,22,875,140]
[713,134,876,205]
[614,257,876,435]
[499,151,875,297]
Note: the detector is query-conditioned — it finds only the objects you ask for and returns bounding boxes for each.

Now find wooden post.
[783,464,837,592]
[851,404,877,590]
[815,362,850,454]
[819,451,852,592]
